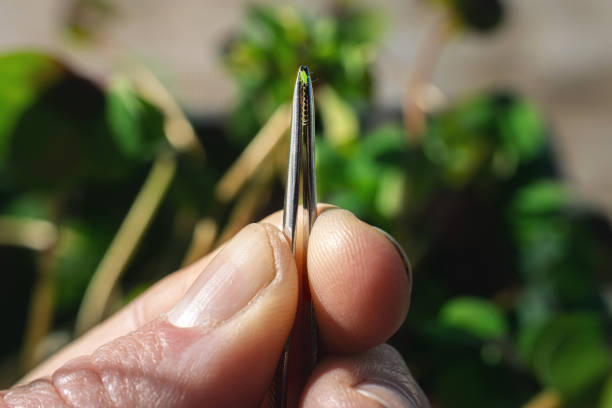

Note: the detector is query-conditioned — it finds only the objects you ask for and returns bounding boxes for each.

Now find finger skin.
[4,224,297,408]
[21,252,218,382]
[308,209,411,352]
[24,204,410,381]
[300,344,429,408]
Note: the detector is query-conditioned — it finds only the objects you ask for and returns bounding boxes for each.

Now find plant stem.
[19,194,65,373]
[523,389,561,408]
[215,103,291,202]
[128,66,206,159]
[216,160,275,246]
[0,216,57,251]
[403,14,453,138]
[181,217,218,267]
[75,153,177,336]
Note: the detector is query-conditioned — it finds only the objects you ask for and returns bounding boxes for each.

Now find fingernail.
[356,381,418,408]
[168,224,276,328]
[373,227,412,283]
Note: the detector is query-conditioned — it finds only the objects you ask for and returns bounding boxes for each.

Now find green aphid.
[299,69,308,84]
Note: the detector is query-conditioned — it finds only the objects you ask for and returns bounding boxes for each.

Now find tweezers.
[267,66,317,407]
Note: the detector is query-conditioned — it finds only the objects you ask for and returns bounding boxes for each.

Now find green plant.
[1,3,611,407]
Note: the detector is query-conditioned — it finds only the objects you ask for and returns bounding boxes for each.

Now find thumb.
[3,224,297,408]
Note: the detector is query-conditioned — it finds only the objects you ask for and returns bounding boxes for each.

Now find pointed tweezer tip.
[298,65,310,84]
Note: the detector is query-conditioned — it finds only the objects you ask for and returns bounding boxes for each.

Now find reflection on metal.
[266,66,318,408]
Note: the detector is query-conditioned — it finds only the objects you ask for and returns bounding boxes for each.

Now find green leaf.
[223,4,382,141]
[499,100,545,161]
[511,180,570,216]
[0,52,64,161]
[7,71,128,188]
[106,76,167,160]
[52,219,112,317]
[318,86,359,147]
[548,330,610,398]
[527,313,611,398]
[375,168,405,218]
[599,374,612,408]
[439,297,508,340]
[1,192,54,220]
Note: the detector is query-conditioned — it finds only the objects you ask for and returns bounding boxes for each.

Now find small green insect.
[299,68,309,126]
[299,69,308,84]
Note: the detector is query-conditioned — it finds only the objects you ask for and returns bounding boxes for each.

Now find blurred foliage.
[222,3,383,141]
[1,2,612,407]
[106,76,168,161]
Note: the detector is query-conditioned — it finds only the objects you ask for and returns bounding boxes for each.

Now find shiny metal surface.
[268,65,317,408]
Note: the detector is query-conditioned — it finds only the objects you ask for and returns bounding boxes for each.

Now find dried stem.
[128,66,205,159]
[19,194,65,372]
[180,104,290,265]
[75,153,177,335]
[181,217,218,267]
[0,216,57,251]
[215,103,291,203]
[216,161,275,246]
[403,14,454,139]
[523,389,561,408]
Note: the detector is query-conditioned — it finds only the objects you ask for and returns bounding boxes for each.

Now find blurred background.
[1,0,612,406]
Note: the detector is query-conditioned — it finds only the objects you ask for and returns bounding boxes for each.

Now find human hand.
[2,206,429,407]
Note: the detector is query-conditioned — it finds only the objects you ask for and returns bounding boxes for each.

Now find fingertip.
[308,209,411,352]
[301,345,429,408]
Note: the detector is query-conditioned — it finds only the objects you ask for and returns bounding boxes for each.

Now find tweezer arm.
[283,66,317,245]
[268,66,317,408]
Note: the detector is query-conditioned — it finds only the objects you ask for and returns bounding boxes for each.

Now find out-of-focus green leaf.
[548,330,610,399]
[106,76,167,161]
[511,180,569,216]
[424,93,547,185]
[6,71,129,189]
[1,192,54,220]
[439,297,508,340]
[316,124,407,224]
[52,219,112,317]
[499,100,545,161]
[223,4,383,142]
[318,86,358,147]
[361,124,407,164]
[526,313,611,399]
[0,52,64,162]
[509,180,600,307]
[509,181,571,278]
[375,168,405,218]
[599,374,612,408]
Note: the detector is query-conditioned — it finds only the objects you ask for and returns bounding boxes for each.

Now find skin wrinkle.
[53,357,116,408]
[303,345,427,408]
[3,377,71,408]
[51,378,76,408]
[88,322,178,407]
